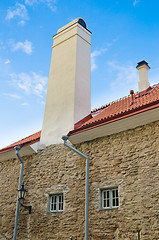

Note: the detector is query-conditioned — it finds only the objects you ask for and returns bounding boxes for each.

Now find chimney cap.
[57,18,90,35]
[136,60,150,69]
[130,90,134,95]
[77,18,87,29]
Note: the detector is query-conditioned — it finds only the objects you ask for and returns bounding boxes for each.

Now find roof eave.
[0,141,39,161]
[68,102,159,144]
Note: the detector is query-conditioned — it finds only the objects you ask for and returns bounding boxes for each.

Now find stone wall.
[0,120,159,239]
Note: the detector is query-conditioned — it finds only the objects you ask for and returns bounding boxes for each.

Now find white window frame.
[101,188,119,209]
[49,194,64,212]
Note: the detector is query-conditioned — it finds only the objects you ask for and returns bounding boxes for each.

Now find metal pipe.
[62,136,89,240]
[13,146,24,240]
[137,230,141,240]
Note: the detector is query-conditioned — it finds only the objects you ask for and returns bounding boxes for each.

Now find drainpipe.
[13,146,24,240]
[62,136,89,240]
[137,230,141,240]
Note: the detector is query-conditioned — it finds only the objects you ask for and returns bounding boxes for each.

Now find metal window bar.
[50,194,63,212]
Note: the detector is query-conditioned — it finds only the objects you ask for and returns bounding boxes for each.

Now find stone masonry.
[0,120,159,239]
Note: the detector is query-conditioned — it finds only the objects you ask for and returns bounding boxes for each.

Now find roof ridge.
[0,130,41,151]
[91,94,133,113]
[10,130,41,144]
[91,84,159,113]
[69,99,159,135]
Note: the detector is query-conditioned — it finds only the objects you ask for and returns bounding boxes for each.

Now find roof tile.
[0,131,41,153]
[1,84,159,153]
[68,84,159,136]
[81,85,159,127]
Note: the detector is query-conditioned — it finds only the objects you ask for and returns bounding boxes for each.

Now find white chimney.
[136,60,150,92]
[40,18,91,147]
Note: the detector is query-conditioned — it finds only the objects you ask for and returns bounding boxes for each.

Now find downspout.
[62,136,89,240]
[13,146,24,240]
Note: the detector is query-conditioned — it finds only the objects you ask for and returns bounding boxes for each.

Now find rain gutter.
[13,146,24,240]
[62,136,89,240]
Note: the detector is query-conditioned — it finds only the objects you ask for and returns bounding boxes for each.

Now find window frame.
[49,193,64,213]
[101,188,119,210]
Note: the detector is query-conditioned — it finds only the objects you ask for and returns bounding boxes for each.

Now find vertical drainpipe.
[13,146,24,240]
[62,136,89,240]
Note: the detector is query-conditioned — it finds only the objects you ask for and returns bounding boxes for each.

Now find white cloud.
[45,0,57,11]
[0,41,5,50]
[32,72,48,96]
[92,61,139,109]
[21,102,29,106]
[10,72,32,93]
[91,38,118,72]
[108,61,138,91]
[25,0,57,11]
[18,20,26,25]
[6,1,56,25]
[4,59,11,64]
[25,0,37,5]
[12,40,32,55]
[67,17,75,22]
[91,49,106,71]
[41,100,45,105]
[10,72,48,97]
[6,3,29,22]
[149,68,159,86]
[133,0,140,7]
[3,93,21,99]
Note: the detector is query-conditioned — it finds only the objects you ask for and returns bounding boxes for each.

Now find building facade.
[0,18,159,240]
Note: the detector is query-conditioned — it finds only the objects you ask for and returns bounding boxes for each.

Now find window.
[50,194,63,212]
[101,188,119,209]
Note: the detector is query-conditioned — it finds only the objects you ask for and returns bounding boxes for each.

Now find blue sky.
[1,0,159,148]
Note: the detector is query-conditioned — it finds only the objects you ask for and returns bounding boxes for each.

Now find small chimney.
[136,60,150,92]
[130,90,134,105]
[40,18,91,147]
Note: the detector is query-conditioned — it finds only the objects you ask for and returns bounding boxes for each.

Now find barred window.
[101,188,119,209]
[50,194,63,212]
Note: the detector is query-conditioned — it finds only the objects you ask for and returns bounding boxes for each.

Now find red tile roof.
[1,84,159,153]
[69,84,159,136]
[0,131,41,154]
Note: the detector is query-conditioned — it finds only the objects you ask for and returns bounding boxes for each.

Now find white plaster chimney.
[136,60,150,92]
[40,18,91,147]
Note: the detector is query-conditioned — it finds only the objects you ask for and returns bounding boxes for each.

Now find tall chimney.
[136,60,150,92]
[40,18,91,147]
